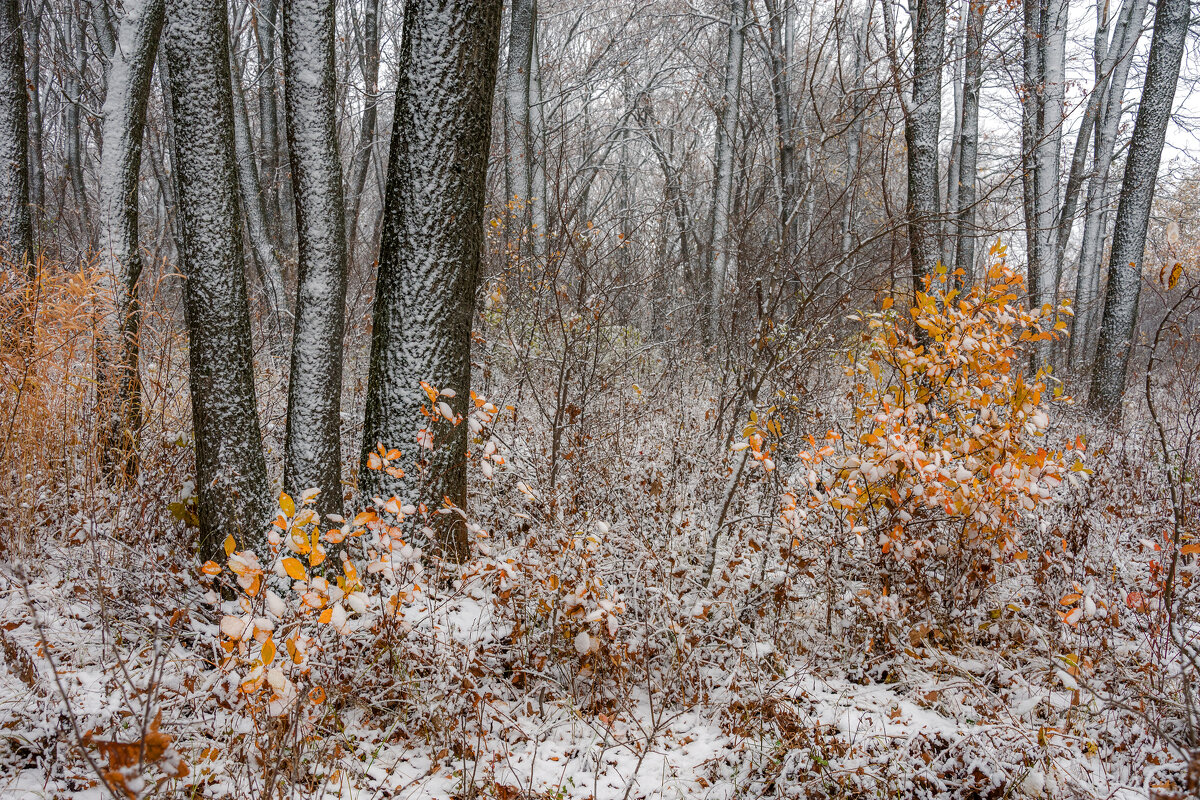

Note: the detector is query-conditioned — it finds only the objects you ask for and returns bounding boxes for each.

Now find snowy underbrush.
[0,405,1195,799]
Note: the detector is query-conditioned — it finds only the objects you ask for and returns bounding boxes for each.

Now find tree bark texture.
[361,0,503,559]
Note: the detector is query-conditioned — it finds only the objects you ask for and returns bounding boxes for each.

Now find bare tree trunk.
[709,0,745,342]
[529,24,547,256]
[840,17,865,273]
[1070,0,1146,367]
[345,0,378,257]
[1022,0,1068,320]
[952,0,986,284]
[95,0,165,479]
[164,0,270,557]
[886,0,945,293]
[66,10,94,251]
[763,0,796,259]
[0,0,32,270]
[281,0,348,519]
[505,0,534,251]
[230,42,289,339]
[1089,0,1189,418]
[361,0,502,559]
[23,0,43,230]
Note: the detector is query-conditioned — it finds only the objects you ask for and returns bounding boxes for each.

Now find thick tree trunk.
[1089,0,1189,418]
[1070,0,1146,367]
[952,0,986,285]
[904,0,945,292]
[164,0,271,557]
[0,0,32,270]
[95,0,165,479]
[361,0,502,559]
[281,0,348,519]
[708,0,745,342]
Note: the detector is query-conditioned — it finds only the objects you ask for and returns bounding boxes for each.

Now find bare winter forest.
[1,0,1200,795]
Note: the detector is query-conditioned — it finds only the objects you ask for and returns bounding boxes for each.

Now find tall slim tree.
[281,0,348,519]
[951,0,986,284]
[708,0,745,341]
[0,0,32,271]
[164,0,270,556]
[361,0,503,559]
[504,0,535,247]
[95,0,165,478]
[1089,0,1190,418]
[883,0,945,293]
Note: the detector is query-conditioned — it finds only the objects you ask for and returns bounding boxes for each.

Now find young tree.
[361,0,503,559]
[504,0,535,248]
[164,0,270,557]
[951,0,986,284]
[884,0,945,294]
[1089,0,1190,418]
[0,0,32,271]
[95,0,165,478]
[708,0,746,341]
[281,0,349,519]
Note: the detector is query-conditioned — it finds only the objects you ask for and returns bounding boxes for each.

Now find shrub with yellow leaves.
[780,245,1088,642]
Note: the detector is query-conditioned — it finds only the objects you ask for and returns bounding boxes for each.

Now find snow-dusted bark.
[763,0,797,257]
[708,0,745,341]
[504,0,534,242]
[1089,0,1189,417]
[345,0,378,254]
[95,0,165,478]
[23,0,44,224]
[230,44,288,340]
[888,0,945,291]
[255,0,288,250]
[840,19,865,271]
[67,13,93,249]
[361,0,502,559]
[164,0,270,557]
[529,27,548,254]
[0,0,32,269]
[951,0,985,284]
[281,0,348,519]
[1070,0,1146,367]
[1021,0,1068,316]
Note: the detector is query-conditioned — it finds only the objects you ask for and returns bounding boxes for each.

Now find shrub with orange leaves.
[780,245,1088,638]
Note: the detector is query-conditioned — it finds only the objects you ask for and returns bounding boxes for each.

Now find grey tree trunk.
[504,0,534,249]
[0,0,32,270]
[708,0,745,341]
[1070,0,1146,367]
[361,0,502,559]
[230,43,289,340]
[951,0,986,285]
[529,25,547,254]
[164,0,271,557]
[1022,0,1068,318]
[345,0,379,256]
[67,11,93,250]
[840,19,865,273]
[899,0,945,291]
[763,0,796,258]
[95,0,165,479]
[23,0,43,228]
[281,0,348,519]
[1089,0,1190,418]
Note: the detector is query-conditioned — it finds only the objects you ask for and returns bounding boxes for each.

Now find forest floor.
[0,524,1191,800]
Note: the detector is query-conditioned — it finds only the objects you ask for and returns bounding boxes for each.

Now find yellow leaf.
[881,296,894,310]
[223,534,236,557]
[281,557,307,581]
[318,608,333,624]
[261,638,276,665]
[279,492,296,518]
[201,560,222,575]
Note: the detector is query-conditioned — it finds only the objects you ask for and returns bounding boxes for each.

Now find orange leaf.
[279,492,296,518]
[318,608,333,624]
[1181,543,1200,556]
[223,534,236,557]
[201,560,222,575]
[281,557,307,581]
[261,638,276,665]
